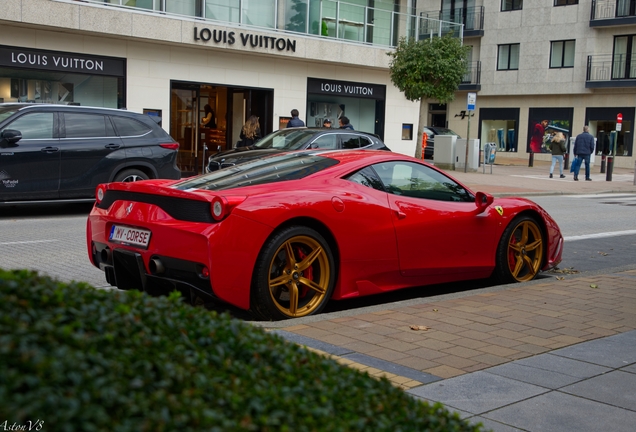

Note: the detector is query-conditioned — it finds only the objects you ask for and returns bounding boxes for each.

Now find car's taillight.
[96,185,105,204]
[160,143,179,150]
[211,197,226,221]
[210,195,247,221]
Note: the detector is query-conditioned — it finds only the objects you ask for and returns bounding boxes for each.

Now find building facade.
[1,0,634,172]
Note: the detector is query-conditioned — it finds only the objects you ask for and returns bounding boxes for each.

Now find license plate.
[109,225,151,249]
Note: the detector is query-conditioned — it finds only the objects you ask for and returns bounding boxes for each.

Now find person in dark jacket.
[338,116,354,130]
[286,109,305,128]
[237,115,262,147]
[573,125,595,181]
[549,132,567,179]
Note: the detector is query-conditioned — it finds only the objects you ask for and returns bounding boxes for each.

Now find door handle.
[105,143,121,149]
[393,209,406,220]
[40,147,59,153]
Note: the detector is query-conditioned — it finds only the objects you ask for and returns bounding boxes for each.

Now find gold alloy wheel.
[267,235,331,318]
[507,219,544,282]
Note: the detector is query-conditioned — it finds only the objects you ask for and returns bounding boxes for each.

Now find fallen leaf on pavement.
[597,252,609,256]
[556,276,565,280]
[433,309,438,312]
[590,284,598,289]
[410,325,430,331]
[547,267,580,274]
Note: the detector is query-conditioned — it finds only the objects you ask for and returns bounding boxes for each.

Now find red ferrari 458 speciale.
[87,150,563,320]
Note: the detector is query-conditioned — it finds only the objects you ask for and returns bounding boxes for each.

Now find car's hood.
[208,148,283,166]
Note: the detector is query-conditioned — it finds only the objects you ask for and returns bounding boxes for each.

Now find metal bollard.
[528,152,534,167]
[600,155,606,174]
[606,156,613,182]
[634,160,636,186]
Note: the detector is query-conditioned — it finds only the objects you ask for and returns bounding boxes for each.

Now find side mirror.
[474,191,494,214]
[0,129,22,148]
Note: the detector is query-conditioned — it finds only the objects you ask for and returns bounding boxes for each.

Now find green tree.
[388,36,469,159]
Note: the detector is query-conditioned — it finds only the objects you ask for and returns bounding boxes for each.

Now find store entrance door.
[170,81,273,175]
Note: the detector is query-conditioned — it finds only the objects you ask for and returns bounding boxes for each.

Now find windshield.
[254,129,318,151]
[436,128,460,136]
[175,152,339,191]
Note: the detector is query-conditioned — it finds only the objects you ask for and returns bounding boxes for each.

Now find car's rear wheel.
[251,226,335,321]
[493,215,544,283]
[114,169,149,182]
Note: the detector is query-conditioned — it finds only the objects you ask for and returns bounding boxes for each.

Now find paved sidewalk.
[257,160,636,432]
[439,157,636,197]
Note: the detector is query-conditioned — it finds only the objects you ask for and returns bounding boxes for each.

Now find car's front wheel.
[114,169,149,182]
[493,215,545,283]
[251,226,336,321]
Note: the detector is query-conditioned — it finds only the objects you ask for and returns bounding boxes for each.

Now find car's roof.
[0,103,138,115]
[282,127,381,138]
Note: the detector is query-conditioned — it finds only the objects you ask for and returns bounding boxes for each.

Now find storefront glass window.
[586,107,634,157]
[478,108,519,153]
[0,68,122,108]
[527,108,573,154]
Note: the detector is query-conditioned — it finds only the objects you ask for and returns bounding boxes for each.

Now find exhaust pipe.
[149,258,165,275]
[100,248,112,264]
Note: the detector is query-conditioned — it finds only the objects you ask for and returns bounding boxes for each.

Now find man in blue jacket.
[573,125,595,181]
[286,109,305,128]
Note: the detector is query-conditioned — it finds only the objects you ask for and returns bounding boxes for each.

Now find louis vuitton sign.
[0,45,125,76]
[194,27,297,53]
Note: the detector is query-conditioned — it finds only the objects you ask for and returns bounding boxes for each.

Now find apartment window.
[501,0,522,11]
[554,0,577,5]
[612,35,636,79]
[550,40,575,68]
[498,44,520,70]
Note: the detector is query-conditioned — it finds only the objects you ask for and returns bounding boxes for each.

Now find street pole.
[464,110,471,173]
[606,130,616,182]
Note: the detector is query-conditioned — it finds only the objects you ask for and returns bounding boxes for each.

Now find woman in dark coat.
[238,115,262,147]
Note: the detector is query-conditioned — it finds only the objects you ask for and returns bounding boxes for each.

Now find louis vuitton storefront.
[0,45,126,108]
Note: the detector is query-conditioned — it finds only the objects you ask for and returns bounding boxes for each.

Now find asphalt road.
[1,193,635,317]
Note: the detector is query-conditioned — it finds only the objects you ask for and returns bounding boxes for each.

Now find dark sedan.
[206,128,390,172]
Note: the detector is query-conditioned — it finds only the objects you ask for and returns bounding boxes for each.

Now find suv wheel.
[114,169,149,182]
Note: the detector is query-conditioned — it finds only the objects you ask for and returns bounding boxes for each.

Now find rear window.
[111,116,151,137]
[174,152,338,191]
[254,129,317,150]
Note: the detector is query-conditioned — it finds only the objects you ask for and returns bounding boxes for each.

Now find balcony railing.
[591,0,636,22]
[420,6,484,36]
[586,54,636,87]
[75,0,463,48]
[458,61,481,90]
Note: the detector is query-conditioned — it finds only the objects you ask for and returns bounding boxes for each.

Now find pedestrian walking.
[572,125,595,181]
[549,132,567,178]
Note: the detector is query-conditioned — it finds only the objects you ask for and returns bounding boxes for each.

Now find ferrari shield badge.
[495,206,504,216]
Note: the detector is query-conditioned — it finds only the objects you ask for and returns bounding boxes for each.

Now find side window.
[359,136,373,148]
[372,161,473,202]
[4,112,54,139]
[310,134,338,149]
[346,166,386,192]
[64,113,114,138]
[111,116,151,137]
[341,134,362,149]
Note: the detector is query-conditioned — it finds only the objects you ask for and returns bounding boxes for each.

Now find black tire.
[493,215,545,284]
[251,226,336,321]
[114,169,149,183]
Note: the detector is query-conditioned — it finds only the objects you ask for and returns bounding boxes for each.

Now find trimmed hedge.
[0,269,483,432]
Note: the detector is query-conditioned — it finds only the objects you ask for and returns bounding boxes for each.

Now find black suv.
[207,127,390,172]
[0,104,180,204]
